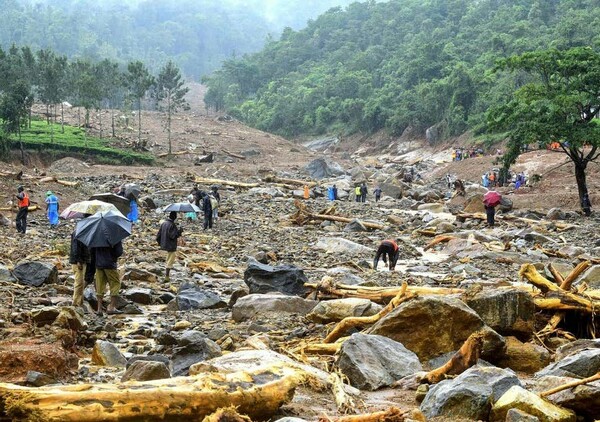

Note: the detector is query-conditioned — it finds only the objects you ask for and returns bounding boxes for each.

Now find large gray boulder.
[13,261,58,287]
[91,340,126,368]
[465,288,535,339]
[232,294,317,322]
[490,386,576,422]
[176,283,227,311]
[304,158,345,179]
[533,375,600,420]
[367,295,496,361]
[535,348,600,379]
[307,298,382,323]
[337,333,422,390]
[244,258,308,296]
[121,360,171,382]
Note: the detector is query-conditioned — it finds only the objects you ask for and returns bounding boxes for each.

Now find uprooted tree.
[487,47,600,215]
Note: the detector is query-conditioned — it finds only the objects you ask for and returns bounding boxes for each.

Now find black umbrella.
[75,210,132,248]
[89,193,131,216]
[163,202,201,213]
[124,183,142,200]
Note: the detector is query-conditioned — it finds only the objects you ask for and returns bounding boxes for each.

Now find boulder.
[24,371,58,387]
[0,264,16,282]
[498,197,513,212]
[304,157,345,179]
[126,355,170,368]
[498,337,551,374]
[555,339,600,361]
[505,409,541,422]
[314,237,371,256]
[367,295,490,361]
[232,294,317,322]
[417,203,444,213]
[177,330,207,346]
[124,288,153,305]
[533,375,600,420]
[577,265,600,289]
[546,208,566,220]
[53,306,87,331]
[176,283,227,311]
[379,182,403,199]
[465,289,535,339]
[13,261,58,287]
[171,338,222,376]
[247,187,285,197]
[31,307,60,326]
[306,298,382,323]
[123,268,157,284]
[91,340,127,368]
[243,258,308,296]
[557,245,585,258]
[535,348,600,379]
[337,333,422,390]
[490,385,576,422]
[344,219,368,232]
[463,194,486,213]
[121,360,171,382]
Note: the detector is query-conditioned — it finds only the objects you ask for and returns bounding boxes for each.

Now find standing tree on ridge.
[125,61,154,148]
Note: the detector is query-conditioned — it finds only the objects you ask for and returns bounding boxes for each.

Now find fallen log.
[330,372,356,414]
[539,371,600,397]
[293,200,384,230]
[222,149,246,160]
[324,283,414,343]
[194,177,260,189]
[318,407,412,422]
[305,279,463,305]
[419,330,485,384]
[203,407,252,422]
[423,235,456,251]
[38,176,79,187]
[456,212,577,230]
[263,175,317,187]
[157,150,191,158]
[0,366,299,421]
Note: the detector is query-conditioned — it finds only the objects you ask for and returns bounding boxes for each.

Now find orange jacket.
[18,192,29,208]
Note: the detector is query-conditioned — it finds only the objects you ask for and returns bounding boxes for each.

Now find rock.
[463,194,486,213]
[421,375,492,420]
[171,339,222,376]
[557,245,585,258]
[532,375,600,420]
[379,182,403,199]
[31,306,60,326]
[53,306,87,331]
[243,258,308,296]
[546,208,566,220]
[465,289,535,339]
[505,409,541,422]
[232,294,317,322]
[13,261,58,287]
[24,371,58,387]
[337,333,422,390]
[140,196,157,209]
[91,340,127,368]
[248,187,285,197]
[436,221,455,233]
[344,219,368,232]
[417,203,444,213]
[306,298,382,323]
[535,348,600,378]
[173,320,192,331]
[121,360,171,382]
[577,265,600,289]
[0,264,16,282]
[126,355,170,368]
[156,330,178,345]
[0,213,11,226]
[124,288,153,305]
[123,268,157,284]
[498,197,513,212]
[314,237,371,256]
[176,282,227,310]
[83,285,98,309]
[367,295,488,361]
[490,385,576,422]
[498,337,551,374]
[555,339,600,361]
[177,330,207,346]
[304,157,345,179]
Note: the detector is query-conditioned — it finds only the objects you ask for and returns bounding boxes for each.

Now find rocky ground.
[1,86,600,421]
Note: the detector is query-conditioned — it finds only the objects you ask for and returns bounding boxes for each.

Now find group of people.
[14,186,60,234]
[189,185,220,230]
[451,147,484,161]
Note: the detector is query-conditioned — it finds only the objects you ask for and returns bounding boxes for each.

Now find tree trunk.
[61,102,65,133]
[167,93,172,155]
[138,98,142,144]
[574,160,591,215]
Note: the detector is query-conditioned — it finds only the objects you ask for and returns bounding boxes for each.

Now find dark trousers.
[16,207,28,233]
[203,213,213,230]
[361,194,367,202]
[485,206,495,226]
[375,194,381,202]
[373,243,399,270]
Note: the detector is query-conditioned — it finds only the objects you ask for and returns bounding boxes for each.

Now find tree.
[69,59,102,141]
[0,79,33,162]
[154,61,189,155]
[487,47,600,215]
[36,49,68,137]
[125,61,154,146]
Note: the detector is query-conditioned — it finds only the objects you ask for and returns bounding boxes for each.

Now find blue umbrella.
[75,210,132,248]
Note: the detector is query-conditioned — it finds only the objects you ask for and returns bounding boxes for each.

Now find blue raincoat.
[45,194,59,226]
[127,199,139,223]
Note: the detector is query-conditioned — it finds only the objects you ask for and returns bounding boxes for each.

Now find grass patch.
[7,120,154,165]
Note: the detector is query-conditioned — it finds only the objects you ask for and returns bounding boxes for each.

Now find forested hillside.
[0,0,357,78]
[203,0,600,140]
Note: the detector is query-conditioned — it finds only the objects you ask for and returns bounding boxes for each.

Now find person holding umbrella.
[483,190,502,227]
[69,219,91,308]
[157,211,184,282]
[75,210,132,315]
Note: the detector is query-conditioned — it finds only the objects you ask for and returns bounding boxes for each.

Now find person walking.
[332,184,338,200]
[69,226,91,308]
[45,191,60,228]
[95,241,124,315]
[156,211,183,282]
[201,191,213,230]
[210,186,220,222]
[374,186,382,202]
[373,239,400,271]
[360,182,368,203]
[15,186,29,234]
[354,185,361,202]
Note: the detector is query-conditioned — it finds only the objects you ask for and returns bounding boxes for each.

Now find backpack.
[209,194,218,209]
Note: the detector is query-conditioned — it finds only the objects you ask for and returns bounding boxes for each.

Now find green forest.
[0,0,357,78]
[203,0,600,141]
